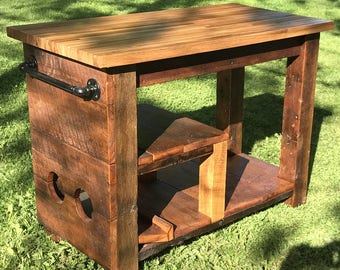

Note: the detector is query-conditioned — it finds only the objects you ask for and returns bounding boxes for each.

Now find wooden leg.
[216,68,245,154]
[279,34,320,207]
[108,71,139,269]
[199,140,228,222]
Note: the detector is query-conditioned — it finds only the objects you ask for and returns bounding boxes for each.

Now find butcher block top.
[7,4,333,68]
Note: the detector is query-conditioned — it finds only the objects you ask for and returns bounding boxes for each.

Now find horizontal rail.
[19,56,100,101]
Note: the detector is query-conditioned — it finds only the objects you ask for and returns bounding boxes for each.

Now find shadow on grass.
[0,67,33,192]
[3,0,205,22]
[280,241,340,270]
[249,224,340,270]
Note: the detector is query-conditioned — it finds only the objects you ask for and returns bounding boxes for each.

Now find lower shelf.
[138,153,294,260]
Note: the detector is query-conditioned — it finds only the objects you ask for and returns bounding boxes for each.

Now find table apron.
[134,35,310,87]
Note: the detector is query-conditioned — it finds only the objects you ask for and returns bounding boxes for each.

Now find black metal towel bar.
[19,56,100,101]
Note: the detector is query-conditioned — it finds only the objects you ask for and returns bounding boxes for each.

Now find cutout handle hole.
[75,188,93,221]
[48,172,64,203]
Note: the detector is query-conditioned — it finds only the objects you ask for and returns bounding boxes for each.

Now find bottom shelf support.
[199,141,228,222]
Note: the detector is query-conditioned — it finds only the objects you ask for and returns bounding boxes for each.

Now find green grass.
[1,0,339,269]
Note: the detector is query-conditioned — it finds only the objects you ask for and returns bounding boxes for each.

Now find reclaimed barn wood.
[7,3,333,270]
[279,34,321,207]
[7,4,333,68]
[216,68,245,155]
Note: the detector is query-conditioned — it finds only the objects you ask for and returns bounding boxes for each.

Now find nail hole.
[48,172,64,203]
[75,188,93,221]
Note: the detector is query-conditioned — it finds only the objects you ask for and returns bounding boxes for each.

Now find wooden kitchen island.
[7,4,333,270]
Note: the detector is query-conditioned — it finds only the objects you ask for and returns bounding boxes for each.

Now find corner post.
[279,34,320,207]
[108,68,139,269]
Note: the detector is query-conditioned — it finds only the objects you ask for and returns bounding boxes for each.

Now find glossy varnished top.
[7,4,334,68]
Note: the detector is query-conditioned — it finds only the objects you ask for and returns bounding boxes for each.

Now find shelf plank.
[138,153,294,260]
[137,104,227,175]
[138,179,211,238]
[146,117,227,160]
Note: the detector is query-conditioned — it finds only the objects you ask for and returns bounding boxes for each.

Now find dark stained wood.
[24,45,111,163]
[139,147,213,175]
[216,68,245,154]
[139,187,293,261]
[23,45,109,106]
[25,45,139,269]
[137,38,302,87]
[137,104,181,153]
[279,34,320,206]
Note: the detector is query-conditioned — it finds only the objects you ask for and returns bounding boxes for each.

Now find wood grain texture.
[145,117,227,160]
[138,180,212,238]
[279,34,320,207]
[8,4,333,68]
[137,104,227,175]
[34,175,113,269]
[199,141,228,222]
[108,71,139,270]
[216,68,245,154]
[137,37,302,87]
[139,153,294,260]
[24,45,111,162]
[31,130,113,219]
[138,215,174,243]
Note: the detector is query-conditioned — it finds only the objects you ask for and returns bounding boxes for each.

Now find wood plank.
[138,147,213,176]
[24,45,111,163]
[145,117,227,160]
[23,45,109,106]
[199,141,228,222]
[30,129,113,219]
[137,104,180,152]
[139,153,294,260]
[279,34,320,206]
[8,4,333,68]
[216,68,245,154]
[139,188,292,261]
[137,104,227,175]
[137,37,302,87]
[34,175,113,269]
[26,76,109,161]
[47,12,297,54]
[138,180,212,238]
[108,71,139,270]
[158,154,294,215]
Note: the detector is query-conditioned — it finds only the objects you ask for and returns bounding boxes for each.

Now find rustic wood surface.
[139,154,294,259]
[145,117,227,160]
[216,68,245,155]
[8,3,334,269]
[24,44,139,269]
[199,141,228,222]
[7,4,333,68]
[279,34,320,207]
[137,105,226,175]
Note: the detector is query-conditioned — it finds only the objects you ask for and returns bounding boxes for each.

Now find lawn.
[0,0,339,269]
